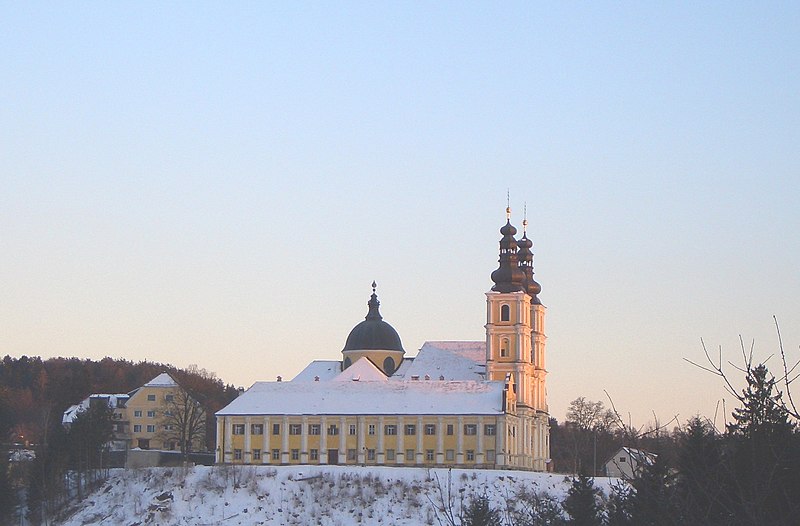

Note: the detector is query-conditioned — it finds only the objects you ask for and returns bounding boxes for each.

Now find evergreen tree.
[605,483,633,526]
[674,417,730,525]
[627,456,680,526]
[462,494,503,526]
[727,364,794,440]
[724,364,800,525]
[562,472,602,526]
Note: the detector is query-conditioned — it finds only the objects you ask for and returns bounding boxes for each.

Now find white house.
[603,447,657,479]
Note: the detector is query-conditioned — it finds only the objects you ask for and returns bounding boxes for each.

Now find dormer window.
[500,304,510,322]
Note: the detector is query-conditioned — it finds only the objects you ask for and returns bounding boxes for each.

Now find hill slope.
[54,465,618,525]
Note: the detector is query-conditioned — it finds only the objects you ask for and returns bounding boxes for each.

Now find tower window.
[383,356,396,376]
[500,304,510,322]
[501,339,509,358]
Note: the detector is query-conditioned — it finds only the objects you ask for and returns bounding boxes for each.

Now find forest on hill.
[0,354,240,448]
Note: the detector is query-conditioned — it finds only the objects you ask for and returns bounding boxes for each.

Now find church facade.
[215,210,550,470]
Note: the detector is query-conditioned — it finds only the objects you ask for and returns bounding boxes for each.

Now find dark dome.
[343,318,405,352]
[342,285,405,353]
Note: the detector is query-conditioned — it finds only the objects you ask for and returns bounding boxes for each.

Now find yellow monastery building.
[216,211,550,470]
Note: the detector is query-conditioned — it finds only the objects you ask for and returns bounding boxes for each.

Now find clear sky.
[2,2,799,427]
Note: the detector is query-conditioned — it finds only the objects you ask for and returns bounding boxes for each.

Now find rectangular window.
[133,424,142,432]
[446,449,455,461]
[327,424,338,436]
[272,449,280,460]
[147,410,156,418]
[486,449,496,462]
[165,394,174,402]
[404,424,416,436]
[147,394,156,401]
[253,449,261,460]
[368,424,376,435]
[134,410,142,417]
[309,424,321,435]
[386,449,395,461]
[289,424,302,435]
[384,425,397,435]
[464,424,477,435]
[425,424,436,435]
[447,424,454,435]
[291,449,299,461]
[347,449,357,461]
[426,449,434,461]
[310,449,319,461]
[251,424,264,435]
[466,450,475,461]
[367,449,376,461]
[484,424,496,436]
[232,424,245,435]
[164,424,173,431]
[272,423,280,435]
[146,425,155,433]
[619,457,627,463]
[406,449,415,462]
[234,449,242,460]
[349,424,357,436]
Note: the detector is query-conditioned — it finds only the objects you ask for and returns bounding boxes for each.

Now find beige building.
[63,373,205,452]
[216,210,550,470]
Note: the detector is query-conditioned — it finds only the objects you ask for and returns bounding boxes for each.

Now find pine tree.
[674,417,729,525]
[627,455,680,526]
[462,494,503,526]
[727,364,794,440]
[562,472,602,526]
[724,363,800,525]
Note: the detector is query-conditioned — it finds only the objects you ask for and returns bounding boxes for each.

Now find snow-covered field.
[54,465,619,525]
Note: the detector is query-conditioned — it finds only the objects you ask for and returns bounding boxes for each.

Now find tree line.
[0,355,240,525]
[455,360,800,525]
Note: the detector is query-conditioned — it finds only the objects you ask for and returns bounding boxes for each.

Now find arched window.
[500,339,509,358]
[500,304,510,322]
[343,357,352,370]
[383,356,396,376]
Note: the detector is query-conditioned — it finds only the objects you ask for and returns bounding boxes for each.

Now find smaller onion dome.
[518,226,542,304]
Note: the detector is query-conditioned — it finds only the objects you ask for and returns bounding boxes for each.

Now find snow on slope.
[54,466,619,526]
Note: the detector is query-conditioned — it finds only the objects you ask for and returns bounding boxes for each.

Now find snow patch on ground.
[54,466,619,526]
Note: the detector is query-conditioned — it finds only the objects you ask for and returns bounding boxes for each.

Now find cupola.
[342,282,405,376]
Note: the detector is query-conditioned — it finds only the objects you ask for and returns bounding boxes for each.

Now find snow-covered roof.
[144,373,178,387]
[62,394,130,425]
[216,379,505,417]
[332,357,387,382]
[605,447,657,466]
[393,341,486,381]
[292,360,342,382]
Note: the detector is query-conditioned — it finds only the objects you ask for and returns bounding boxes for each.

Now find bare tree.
[158,386,207,459]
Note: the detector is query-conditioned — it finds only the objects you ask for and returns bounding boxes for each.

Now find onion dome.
[490,208,525,293]
[518,218,542,304]
[342,282,405,353]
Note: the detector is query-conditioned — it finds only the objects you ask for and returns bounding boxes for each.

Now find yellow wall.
[218,414,504,468]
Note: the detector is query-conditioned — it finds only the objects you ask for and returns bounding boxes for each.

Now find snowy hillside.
[54,465,619,525]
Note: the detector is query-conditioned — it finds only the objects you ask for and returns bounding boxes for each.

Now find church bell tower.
[485,205,549,470]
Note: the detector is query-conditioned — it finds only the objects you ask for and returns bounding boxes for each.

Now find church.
[215,209,550,470]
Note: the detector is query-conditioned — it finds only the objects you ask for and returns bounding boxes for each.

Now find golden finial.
[506,190,511,220]
[523,202,528,234]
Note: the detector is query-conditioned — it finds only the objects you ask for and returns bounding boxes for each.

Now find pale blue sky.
[2,2,799,426]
